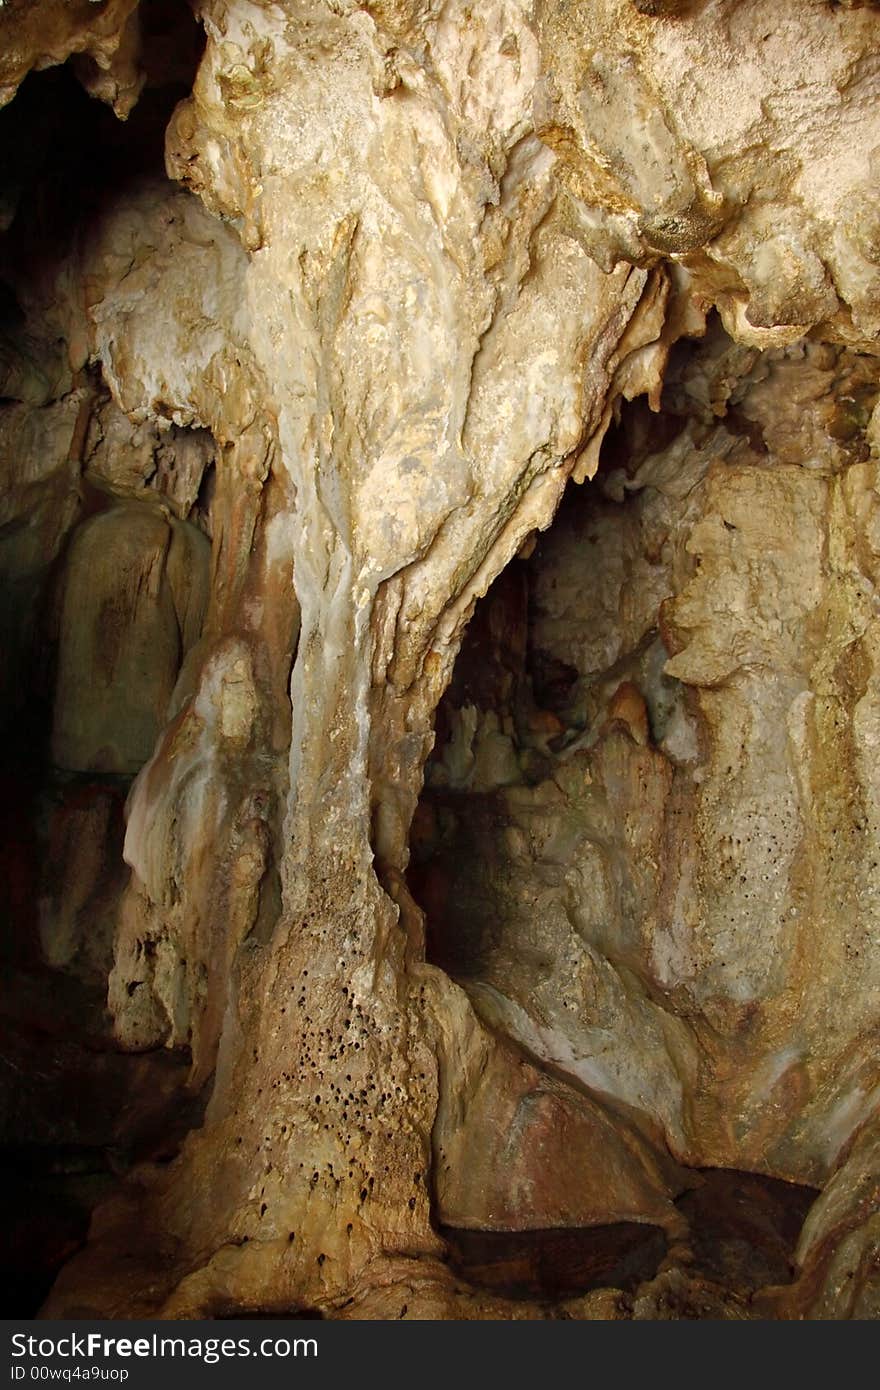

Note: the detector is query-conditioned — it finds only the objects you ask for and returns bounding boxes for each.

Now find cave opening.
[409,320,852,1306]
[0,1,213,1315]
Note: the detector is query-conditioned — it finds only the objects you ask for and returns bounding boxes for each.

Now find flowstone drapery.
[2,0,880,1319]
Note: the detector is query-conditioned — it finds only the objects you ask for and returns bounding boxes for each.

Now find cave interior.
[3,0,880,1324]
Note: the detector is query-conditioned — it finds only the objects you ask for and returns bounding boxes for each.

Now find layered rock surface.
[0,0,879,1319]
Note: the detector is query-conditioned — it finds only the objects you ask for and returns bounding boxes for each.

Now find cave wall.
[419,327,880,1189]
[1,0,880,1319]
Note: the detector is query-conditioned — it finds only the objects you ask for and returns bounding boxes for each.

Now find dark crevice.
[441,1168,817,1305]
[441,1222,667,1302]
[0,0,209,1318]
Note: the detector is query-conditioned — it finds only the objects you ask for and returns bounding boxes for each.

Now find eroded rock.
[51,502,210,775]
[1,0,880,1323]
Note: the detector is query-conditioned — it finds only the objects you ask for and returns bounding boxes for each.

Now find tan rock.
[2,0,880,1325]
[51,502,209,775]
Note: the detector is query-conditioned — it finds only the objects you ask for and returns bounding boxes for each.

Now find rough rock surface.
[1,0,880,1320]
[418,327,880,1191]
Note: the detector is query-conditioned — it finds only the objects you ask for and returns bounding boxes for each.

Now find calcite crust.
[2,0,880,1320]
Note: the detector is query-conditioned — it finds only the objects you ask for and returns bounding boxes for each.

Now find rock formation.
[2,0,880,1320]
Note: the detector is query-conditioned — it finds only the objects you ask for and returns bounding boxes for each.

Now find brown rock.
[2,0,880,1325]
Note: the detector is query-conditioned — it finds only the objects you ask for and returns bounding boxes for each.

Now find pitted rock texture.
[1,0,880,1321]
